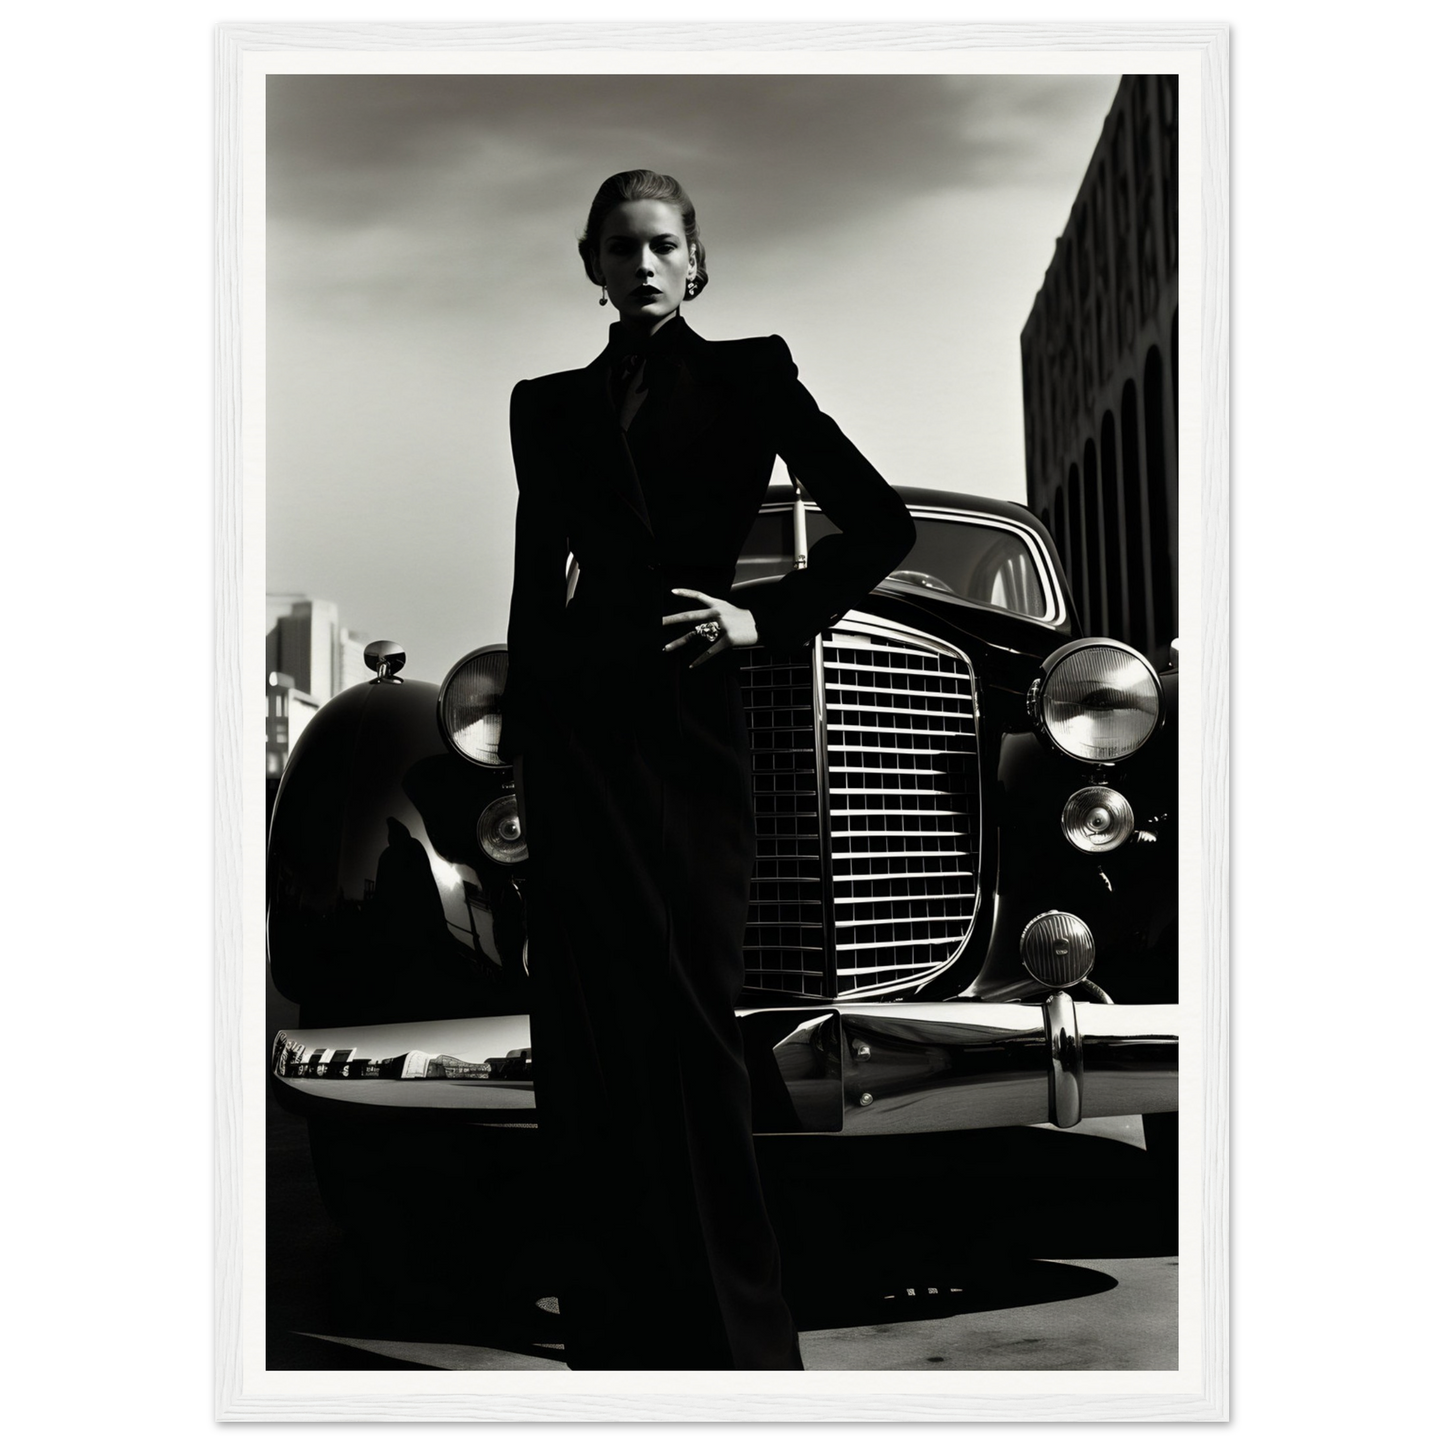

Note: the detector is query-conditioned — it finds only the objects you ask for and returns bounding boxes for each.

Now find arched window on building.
[1067,463,1085,622]
[1083,438,1103,634]
[1121,379,1149,654]
[1144,346,1176,653]
[1101,411,1124,639]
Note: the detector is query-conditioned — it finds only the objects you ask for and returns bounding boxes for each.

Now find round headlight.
[438,647,509,766]
[1020,911,1095,988]
[478,794,528,865]
[1061,786,1135,852]
[1032,640,1161,762]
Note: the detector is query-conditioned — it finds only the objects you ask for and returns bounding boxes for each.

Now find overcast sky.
[266,72,1118,683]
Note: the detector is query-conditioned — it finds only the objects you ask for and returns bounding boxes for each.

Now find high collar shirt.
[604,313,689,432]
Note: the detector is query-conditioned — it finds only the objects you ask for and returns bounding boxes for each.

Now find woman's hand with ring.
[662,588,760,668]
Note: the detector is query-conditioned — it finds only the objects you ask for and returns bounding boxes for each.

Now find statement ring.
[692,620,722,644]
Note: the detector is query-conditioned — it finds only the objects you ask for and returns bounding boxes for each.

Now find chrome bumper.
[272,996,1177,1136]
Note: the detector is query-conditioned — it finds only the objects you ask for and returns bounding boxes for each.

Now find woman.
[498,170,915,1370]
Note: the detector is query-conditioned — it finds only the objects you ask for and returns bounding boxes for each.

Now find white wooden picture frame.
[206,14,1242,1433]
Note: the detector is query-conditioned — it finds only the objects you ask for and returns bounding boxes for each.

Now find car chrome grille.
[739,650,827,997]
[742,618,980,998]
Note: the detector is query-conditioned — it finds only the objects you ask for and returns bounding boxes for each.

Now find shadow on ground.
[267,1092,566,1368]
[267,1092,1176,1370]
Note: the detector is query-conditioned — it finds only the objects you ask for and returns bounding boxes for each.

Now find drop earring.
[685,277,697,299]
[598,284,608,307]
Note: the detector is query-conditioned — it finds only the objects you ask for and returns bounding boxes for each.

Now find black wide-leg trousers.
[520,647,803,1371]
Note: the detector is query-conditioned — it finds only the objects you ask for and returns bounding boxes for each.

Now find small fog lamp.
[478,794,528,865]
[1020,911,1096,988]
[1061,786,1135,852]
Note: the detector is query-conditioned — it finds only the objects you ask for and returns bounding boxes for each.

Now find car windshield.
[734,509,1054,620]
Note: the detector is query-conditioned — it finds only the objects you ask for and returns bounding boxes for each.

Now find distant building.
[267,595,338,702]
[265,670,320,780]
[1021,75,1179,664]
[266,594,371,704]
[337,628,369,691]
[266,594,369,784]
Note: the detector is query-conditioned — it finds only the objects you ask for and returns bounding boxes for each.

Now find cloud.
[267,74,1118,308]
[269,73,1117,201]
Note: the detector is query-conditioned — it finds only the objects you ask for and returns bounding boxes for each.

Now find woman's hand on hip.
[661,588,760,667]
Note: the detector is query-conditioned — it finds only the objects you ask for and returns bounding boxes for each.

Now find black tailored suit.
[499,314,914,1370]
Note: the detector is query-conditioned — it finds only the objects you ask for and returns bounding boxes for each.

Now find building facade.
[1021,75,1179,664]
[265,594,369,785]
[265,671,320,781]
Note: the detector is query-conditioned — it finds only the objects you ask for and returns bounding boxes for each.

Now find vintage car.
[268,482,1179,1312]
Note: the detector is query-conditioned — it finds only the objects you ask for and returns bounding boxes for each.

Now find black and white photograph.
[229,26,1223,1420]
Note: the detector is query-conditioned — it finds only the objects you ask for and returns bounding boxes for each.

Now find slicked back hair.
[578,169,709,297]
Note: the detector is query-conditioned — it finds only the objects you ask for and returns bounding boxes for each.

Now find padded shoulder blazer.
[498,316,916,763]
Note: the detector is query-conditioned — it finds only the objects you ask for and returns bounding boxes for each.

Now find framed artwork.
[206,14,1242,1433]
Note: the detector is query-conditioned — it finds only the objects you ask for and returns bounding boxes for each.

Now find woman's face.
[595,200,697,329]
